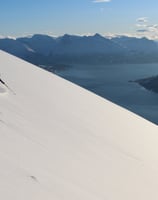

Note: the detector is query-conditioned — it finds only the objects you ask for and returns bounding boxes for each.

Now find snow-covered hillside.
[0,50,158,200]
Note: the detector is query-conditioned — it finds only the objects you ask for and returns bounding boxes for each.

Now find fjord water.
[56,63,158,125]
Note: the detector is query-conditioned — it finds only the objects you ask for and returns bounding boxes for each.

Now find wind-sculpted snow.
[0,50,158,200]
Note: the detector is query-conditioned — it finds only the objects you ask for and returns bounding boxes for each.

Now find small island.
[132,75,158,93]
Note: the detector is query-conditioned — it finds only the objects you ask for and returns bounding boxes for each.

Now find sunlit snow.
[0,50,158,200]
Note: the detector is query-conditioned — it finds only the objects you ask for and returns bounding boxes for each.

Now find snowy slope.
[0,50,158,200]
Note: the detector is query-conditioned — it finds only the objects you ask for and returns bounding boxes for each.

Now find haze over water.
[57,63,158,125]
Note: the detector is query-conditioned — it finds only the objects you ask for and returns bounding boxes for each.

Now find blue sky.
[0,0,158,39]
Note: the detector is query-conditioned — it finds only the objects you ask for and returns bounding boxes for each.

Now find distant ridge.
[0,34,158,66]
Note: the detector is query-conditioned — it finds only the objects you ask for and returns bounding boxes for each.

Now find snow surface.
[0,50,158,199]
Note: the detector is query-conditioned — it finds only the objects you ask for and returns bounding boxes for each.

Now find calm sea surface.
[56,63,158,125]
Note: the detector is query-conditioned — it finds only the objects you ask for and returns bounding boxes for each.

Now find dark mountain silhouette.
[1,34,158,66]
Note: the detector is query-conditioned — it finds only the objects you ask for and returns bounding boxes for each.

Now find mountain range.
[1,34,158,67]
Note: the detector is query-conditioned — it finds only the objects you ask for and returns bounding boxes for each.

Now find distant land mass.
[1,34,158,70]
[134,76,158,93]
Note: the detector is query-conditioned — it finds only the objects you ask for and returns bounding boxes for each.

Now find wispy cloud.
[136,24,148,28]
[135,17,158,39]
[93,0,111,3]
[147,24,158,31]
[137,29,149,33]
[136,17,148,23]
